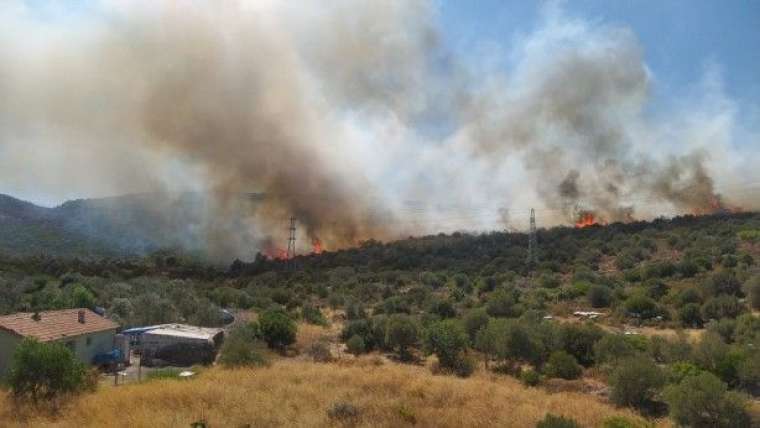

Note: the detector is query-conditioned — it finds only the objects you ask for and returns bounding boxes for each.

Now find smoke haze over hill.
[1,1,758,259]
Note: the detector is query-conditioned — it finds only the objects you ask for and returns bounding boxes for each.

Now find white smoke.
[0,0,757,258]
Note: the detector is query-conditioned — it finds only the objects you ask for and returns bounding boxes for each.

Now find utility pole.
[527,208,538,267]
[287,216,297,260]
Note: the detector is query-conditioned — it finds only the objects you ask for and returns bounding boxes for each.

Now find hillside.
[0,193,264,259]
[1,211,759,427]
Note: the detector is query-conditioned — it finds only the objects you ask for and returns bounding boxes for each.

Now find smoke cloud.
[0,1,757,259]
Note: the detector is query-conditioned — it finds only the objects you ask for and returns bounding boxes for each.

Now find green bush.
[702,295,744,320]
[593,334,637,366]
[385,314,419,361]
[559,323,603,366]
[667,361,703,384]
[452,354,476,378]
[587,284,612,308]
[259,308,297,351]
[745,275,760,310]
[678,303,704,328]
[346,335,366,355]
[486,288,521,318]
[535,414,581,428]
[520,368,540,386]
[608,357,664,408]
[602,416,653,428]
[219,322,267,368]
[704,270,743,297]
[663,372,750,428]
[543,351,582,380]
[423,320,468,372]
[463,308,490,344]
[301,304,328,326]
[8,338,89,401]
[624,294,660,320]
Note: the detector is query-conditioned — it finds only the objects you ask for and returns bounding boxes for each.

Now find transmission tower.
[286,216,297,260]
[527,208,538,266]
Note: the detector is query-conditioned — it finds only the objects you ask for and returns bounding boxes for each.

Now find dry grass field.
[0,357,668,428]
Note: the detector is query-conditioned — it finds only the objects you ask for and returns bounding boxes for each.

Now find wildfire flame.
[262,247,289,260]
[312,238,324,254]
[575,211,599,228]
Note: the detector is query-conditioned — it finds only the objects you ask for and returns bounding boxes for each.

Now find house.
[0,308,119,376]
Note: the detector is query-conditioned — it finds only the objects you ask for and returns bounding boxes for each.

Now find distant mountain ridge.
[0,193,262,259]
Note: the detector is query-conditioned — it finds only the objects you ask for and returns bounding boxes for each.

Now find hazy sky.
[2,0,759,209]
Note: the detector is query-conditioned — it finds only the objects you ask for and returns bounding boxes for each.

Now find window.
[86,337,92,346]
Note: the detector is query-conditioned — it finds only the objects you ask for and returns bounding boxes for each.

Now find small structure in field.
[573,311,604,320]
[123,324,224,367]
[0,308,119,376]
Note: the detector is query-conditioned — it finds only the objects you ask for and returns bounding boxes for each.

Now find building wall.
[0,331,22,378]
[59,329,116,365]
[0,329,116,378]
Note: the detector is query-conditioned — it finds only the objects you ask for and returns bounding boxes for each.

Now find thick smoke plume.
[0,1,758,259]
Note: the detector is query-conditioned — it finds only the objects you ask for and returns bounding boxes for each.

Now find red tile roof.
[0,309,118,342]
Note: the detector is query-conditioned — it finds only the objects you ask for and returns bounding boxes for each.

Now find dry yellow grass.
[0,358,668,428]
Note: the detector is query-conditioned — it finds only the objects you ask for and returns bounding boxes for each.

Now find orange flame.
[311,238,324,254]
[575,211,598,228]
[263,247,289,260]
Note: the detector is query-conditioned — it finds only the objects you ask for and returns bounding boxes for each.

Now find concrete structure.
[0,308,118,376]
[122,324,223,366]
[140,324,223,353]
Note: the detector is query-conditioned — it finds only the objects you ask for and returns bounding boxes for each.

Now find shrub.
[559,323,604,366]
[535,414,581,428]
[71,285,96,309]
[543,351,582,380]
[663,372,750,428]
[219,339,267,368]
[301,304,327,326]
[341,319,374,349]
[705,318,737,343]
[486,288,521,318]
[678,303,704,328]
[593,334,637,366]
[429,299,457,318]
[463,308,490,344]
[259,308,297,351]
[608,357,664,408]
[8,338,89,401]
[327,401,360,421]
[520,368,540,386]
[676,259,700,278]
[702,295,743,320]
[385,314,419,361]
[345,335,366,355]
[745,275,760,310]
[306,341,333,363]
[587,284,611,308]
[452,354,476,378]
[667,361,703,384]
[624,294,659,320]
[704,270,743,297]
[423,320,468,371]
[737,351,760,393]
[602,416,653,428]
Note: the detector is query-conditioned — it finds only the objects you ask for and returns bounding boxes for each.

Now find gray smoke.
[0,1,757,259]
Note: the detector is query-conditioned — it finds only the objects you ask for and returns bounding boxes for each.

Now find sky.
[1,0,759,212]
[438,1,760,132]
